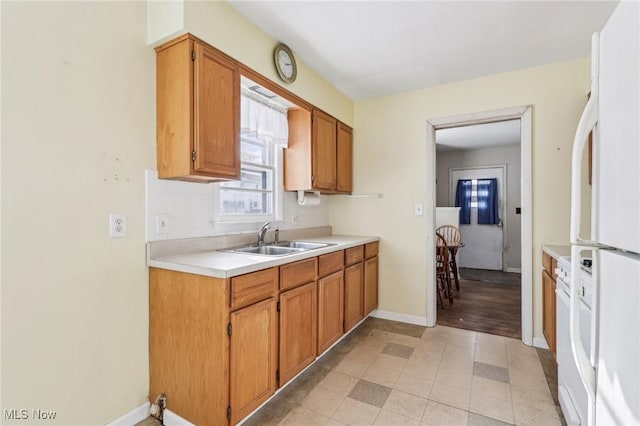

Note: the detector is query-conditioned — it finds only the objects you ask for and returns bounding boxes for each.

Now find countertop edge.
[148,234,380,278]
[542,244,571,260]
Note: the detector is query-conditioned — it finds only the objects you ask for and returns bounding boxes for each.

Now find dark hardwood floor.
[437,269,521,339]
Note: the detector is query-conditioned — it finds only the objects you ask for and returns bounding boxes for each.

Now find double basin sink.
[220,241,335,257]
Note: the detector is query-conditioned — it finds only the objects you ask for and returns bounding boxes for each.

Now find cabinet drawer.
[319,251,344,277]
[542,251,553,276]
[345,246,364,266]
[365,242,379,259]
[280,258,317,291]
[231,267,278,310]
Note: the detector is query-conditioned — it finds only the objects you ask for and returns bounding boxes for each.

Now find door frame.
[449,165,508,272]
[425,106,533,346]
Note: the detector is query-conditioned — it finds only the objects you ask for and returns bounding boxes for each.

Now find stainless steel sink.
[220,240,335,256]
[275,241,334,250]
[224,245,304,256]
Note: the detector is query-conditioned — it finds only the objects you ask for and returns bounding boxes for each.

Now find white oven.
[555,256,594,426]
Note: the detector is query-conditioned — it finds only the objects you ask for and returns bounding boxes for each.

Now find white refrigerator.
[569,1,640,425]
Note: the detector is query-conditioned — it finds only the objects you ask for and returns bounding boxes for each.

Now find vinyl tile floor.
[242,318,563,426]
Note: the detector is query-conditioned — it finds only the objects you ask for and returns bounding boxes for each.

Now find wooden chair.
[436,225,462,291]
[436,233,453,307]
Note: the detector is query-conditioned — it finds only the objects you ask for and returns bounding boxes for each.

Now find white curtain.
[240,93,289,147]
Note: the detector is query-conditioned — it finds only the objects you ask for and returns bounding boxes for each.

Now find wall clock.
[274,43,297,84]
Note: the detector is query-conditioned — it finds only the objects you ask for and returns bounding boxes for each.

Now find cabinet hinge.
[311,175,315,182]
[227,406,231,420]
[227,323,232,337]
[192,150,196,162]
[276,369,280,382]
[191,49,196,61]
[276,301,281,312]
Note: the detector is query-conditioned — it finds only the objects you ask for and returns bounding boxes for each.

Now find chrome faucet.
[257,222,271,245]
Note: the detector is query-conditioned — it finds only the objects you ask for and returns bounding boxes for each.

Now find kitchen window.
[215,83,289,224]
[218,135,279,220]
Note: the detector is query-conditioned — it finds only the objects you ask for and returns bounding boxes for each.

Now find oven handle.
[569,246,596,405]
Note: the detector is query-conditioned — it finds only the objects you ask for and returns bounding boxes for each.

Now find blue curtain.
[455,179,472,224]
[477,178,499,225]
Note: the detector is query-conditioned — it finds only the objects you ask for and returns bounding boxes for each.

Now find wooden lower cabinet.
[542,269,556,356]
[364,256,379,316]
[279,282,317,386]
[317,270,344,354]
[150,242,380,425]
[150,268,230,426]
[229,297,278,424]
[344,263,364,331]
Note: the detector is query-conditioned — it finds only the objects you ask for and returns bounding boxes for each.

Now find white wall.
[436,144,522,270]
[329,58,590,341]
[1,1,353,424]
[145,170,330,241]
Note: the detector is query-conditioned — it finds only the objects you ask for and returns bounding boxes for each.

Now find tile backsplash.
[145,170,331,241]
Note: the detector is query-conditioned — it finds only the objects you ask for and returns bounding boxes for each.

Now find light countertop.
[148,234,379,279]
[542,244,571,260]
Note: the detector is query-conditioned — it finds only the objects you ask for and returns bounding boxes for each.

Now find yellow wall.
[2,2,154,423]
[1,1,352,423]
[329,58,590,338]
[155,0,355,125]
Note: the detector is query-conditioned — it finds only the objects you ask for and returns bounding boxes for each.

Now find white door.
[449,167,505,270]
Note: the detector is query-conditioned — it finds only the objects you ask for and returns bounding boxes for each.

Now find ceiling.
[436,120,521,151]
[229,1,618,100]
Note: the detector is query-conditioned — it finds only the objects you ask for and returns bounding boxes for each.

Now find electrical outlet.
[156,214,169,235]
[291,213,300,225]
[109,214,127,238]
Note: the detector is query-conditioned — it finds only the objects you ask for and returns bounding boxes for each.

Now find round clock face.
[274,44,297,83]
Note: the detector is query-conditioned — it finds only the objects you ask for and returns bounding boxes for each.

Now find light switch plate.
[156,214,169,235]
[414,203,424,216]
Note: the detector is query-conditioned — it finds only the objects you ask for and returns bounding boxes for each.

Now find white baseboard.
[164,409,196,426]
[370,309,428,327]
[533,337,549,349]
[107,402,150,426]
[507,267,522,273]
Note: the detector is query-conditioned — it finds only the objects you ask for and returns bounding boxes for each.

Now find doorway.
[425,106,533,345]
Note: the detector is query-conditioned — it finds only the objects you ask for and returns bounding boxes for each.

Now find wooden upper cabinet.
[285,108,353,194]
[336,122,353,193]
[312,109,337,190]
[156,34,240,182]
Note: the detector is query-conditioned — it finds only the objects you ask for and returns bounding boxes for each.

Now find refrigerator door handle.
[569,246,596,406]
[570,89,598,245]
[570,32,600,245]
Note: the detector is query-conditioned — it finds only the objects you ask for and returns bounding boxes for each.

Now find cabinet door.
[318,271,344,354]
[193,42,240,179]
[311,109,337,190]
[336,122,353,193]
[344,263,364,332]
[364,256,378,316]
[542,270,556,356]
[229,298,277,424]
[279,282,318,386]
